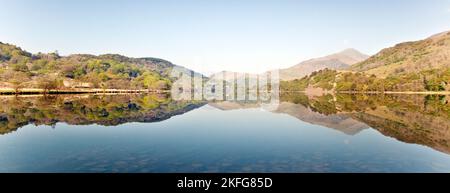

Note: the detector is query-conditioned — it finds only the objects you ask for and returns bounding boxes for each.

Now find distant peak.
[338,48,365,55]
[342,48,359,52]
[332,48,369,62]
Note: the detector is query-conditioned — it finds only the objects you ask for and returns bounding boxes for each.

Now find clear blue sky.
[1,0,449,74]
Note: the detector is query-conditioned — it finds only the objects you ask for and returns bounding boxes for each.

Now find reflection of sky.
[0,105,449,172]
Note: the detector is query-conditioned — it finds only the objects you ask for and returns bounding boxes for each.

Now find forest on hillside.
[0,42,173,92]
[281,68,450,92]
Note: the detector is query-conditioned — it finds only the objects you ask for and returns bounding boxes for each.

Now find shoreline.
[0,88,169,95]
[281,90,450,95]
[338,91,450,95]
[2,88,450,96]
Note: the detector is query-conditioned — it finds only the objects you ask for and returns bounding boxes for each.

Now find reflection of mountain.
[187,94,450,154]
[3,92,450,155]
[353,110,450,154]
[351,104,450,154]
[208,101,261,111]
[208,100,369,135]
[273,102,368,135]
[286,93,450,154]
[0,94,205,135]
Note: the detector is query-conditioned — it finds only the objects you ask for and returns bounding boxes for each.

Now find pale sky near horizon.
[1,0,450,74]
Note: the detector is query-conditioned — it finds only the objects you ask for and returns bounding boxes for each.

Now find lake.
[0,93,450,172]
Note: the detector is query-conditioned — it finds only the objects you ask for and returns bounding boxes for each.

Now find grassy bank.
[0,88,168,95]
[336,91,450,95]
[281,90,450,95]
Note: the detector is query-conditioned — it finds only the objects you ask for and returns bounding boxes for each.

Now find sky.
[1,0,450,74]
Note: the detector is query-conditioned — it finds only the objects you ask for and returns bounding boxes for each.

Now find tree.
[12,62,29,72]
[1,71,30,93]
[106,79,130,89]
[61,63,76,78]
[37,76,59,94]
[151,80,169,90]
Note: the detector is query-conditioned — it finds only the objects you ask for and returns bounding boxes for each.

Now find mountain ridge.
[350,31,450,78]
[282,30,450,92]
[279,48,369,81]
[0,41,202,91]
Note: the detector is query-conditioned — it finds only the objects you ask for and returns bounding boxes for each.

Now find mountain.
[0,41,199,91]
[282,30,450,92]
[351,31,450,78]
[349,31,450,79]
[279,48,369,81]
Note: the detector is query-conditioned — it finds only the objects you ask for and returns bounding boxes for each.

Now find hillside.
[279,48,368,81]
[0,42,194,92]
[282,31,450,92]
[351,31,450,78]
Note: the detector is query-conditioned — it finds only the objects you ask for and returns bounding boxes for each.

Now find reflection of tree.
[280,92,450,154]
[0,94,204,135]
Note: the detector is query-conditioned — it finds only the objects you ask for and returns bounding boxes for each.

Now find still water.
[0,93,449,172]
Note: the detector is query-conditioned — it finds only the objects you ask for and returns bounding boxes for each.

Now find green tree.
[37,76,60,94]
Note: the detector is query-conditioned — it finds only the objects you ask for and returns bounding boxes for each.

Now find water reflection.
[210,93,450,154]
[0,93,449,172]
[281,93,450,154]
[0,94,205,135]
